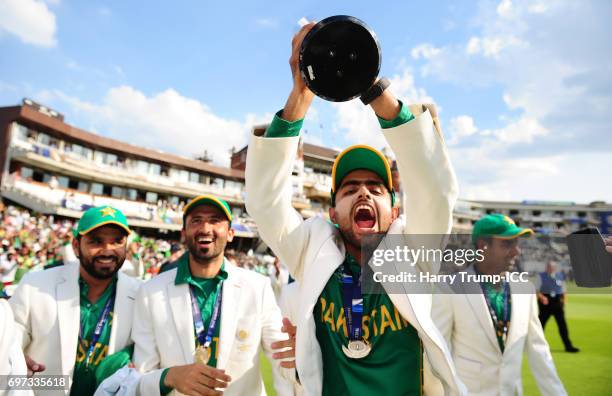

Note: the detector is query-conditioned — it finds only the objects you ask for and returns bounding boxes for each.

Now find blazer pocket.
[456,355,482,393]
[231,315,259,360]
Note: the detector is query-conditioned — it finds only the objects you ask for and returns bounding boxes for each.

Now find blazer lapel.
[463,266,503,355]
[56,263,80,375]
[216,264,241,369]
[306,232,345,311]
[504,282,530,353]
[108,274,137,353]
[167,281,195,364]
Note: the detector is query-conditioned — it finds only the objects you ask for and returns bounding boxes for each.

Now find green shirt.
[160,253,228,395]
[70,276,117,396]
[313,255,423,396]
[481,282,512,352]
[264,100,414,137]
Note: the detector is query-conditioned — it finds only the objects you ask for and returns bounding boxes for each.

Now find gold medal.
[342,340,371,359]
[194,345,210,364]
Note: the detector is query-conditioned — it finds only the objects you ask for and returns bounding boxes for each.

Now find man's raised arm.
[245,23,316,281]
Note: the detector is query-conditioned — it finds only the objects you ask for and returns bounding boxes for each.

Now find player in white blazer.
[431,214,567,396]
[1,298,33,396]
[131,195,295,396]
[9,206,141,395]
[245,23,465,396]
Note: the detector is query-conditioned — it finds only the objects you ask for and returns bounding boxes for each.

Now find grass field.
[261,290,612,395]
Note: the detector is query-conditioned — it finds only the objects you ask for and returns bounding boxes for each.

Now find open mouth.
[196,236,214,248]
[94,256,118,266]
[353,204,376,230]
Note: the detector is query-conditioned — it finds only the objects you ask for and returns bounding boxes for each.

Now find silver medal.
[342,340,371,359]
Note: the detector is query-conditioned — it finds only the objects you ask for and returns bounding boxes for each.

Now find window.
[37,133,50,146]
[93,151,106,164]
[145,192,158,203]
[106,153,117,166]
[189,172,199,183]
[532,210,542,216]
[82,147,93,160]
[149,163,161,176]
[90,183,103,195]
[103,185,112,196]
[77,181,89,192]
[179,170,189,182]
[126,189,138,201]
[13,123,28,142]
[21,166,33,179]
[509,209,519,216]
[67,178,77,190]
[111,186,125,199]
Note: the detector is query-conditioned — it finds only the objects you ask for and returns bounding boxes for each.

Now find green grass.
[522,293,612,395]
[261,291,612,395]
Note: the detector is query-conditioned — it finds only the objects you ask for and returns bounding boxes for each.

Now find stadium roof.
[0,102,245,180]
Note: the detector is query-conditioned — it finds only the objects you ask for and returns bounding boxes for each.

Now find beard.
[185,236,225,264]
[79,247,125,280]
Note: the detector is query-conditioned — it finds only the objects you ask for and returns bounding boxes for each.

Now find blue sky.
[1,0,611,203]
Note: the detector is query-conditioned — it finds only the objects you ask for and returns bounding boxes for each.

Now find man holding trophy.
[246,17,465,395]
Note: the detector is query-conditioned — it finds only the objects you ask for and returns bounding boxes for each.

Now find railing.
[10,138,245,198]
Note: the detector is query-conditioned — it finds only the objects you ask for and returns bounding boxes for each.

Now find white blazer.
[9,263,141,395]
[245,107,466,396]
[0,299,33,396]
[431,267,567,396]
[131,261,293,396]
[275,283,304,396]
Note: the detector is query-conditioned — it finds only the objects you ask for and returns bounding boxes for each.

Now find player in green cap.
[9,206,141,395]
[431,213,567,395]
[245,23,465,396]
[127,194,297,396]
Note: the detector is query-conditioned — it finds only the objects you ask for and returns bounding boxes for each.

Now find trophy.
[299,15,381,102]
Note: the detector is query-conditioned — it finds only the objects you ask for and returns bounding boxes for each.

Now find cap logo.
[100,207,117,218]
[502,215,515,225]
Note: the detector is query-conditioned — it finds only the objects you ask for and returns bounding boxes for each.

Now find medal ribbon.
[189,282,224,348]
[480,281,510,350]
[341,261,363,341]
[78,290,115,368]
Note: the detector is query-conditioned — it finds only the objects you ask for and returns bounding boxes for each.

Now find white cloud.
[410,0,611,202]
[0,0,57,47]
[448,115,478,145]
[465,35,526,58]
[411,43,440,60]
[42,86,264,166]
[331,68,435,150]
[488,116,548,144]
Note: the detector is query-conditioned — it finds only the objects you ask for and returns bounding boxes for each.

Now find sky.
[0,0,611,203]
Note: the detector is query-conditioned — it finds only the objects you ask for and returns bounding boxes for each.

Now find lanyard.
[189,282,224,348]
[79,290,115,368]
[341,261,364,341]
[481,282,510,349]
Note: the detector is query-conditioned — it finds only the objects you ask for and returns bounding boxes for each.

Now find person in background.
[537,261,579,353]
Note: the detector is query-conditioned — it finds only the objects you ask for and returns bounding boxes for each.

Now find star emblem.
[100,207,117,218]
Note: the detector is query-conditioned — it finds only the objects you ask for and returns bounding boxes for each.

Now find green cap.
[331,145,393,203]
[472,213,534,243]
[74,206,131,237]
[183,194,232,222]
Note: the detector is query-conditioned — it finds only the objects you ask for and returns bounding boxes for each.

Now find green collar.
[174,252,228,286]
[78,274,117,303]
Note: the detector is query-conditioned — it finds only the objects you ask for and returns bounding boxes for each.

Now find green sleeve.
[377,101,415,129]
[264,110,304,138]
[159,368,173,395]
